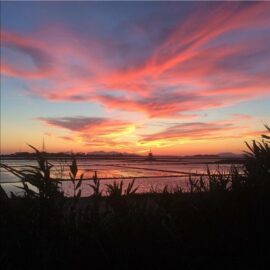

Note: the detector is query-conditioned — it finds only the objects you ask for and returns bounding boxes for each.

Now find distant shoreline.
[0,155,244,164]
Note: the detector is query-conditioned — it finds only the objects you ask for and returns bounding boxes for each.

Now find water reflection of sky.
[0,159,241,197]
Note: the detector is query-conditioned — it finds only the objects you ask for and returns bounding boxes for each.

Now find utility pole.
[42,136,46,153]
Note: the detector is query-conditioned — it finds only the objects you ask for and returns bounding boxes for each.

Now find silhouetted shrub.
[244,124,270,189]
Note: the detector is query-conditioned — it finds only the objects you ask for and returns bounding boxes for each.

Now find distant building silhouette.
[145,149,156,161]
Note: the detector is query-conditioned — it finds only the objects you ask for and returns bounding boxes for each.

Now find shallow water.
[0,158,239,197]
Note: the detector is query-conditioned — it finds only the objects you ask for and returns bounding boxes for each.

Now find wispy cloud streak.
[1,2,270,118]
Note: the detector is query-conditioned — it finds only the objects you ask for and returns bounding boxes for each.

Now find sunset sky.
[1,1,269,155]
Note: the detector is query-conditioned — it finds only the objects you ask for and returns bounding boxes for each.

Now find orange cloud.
[37,116,137,149]
[139,121,264,148]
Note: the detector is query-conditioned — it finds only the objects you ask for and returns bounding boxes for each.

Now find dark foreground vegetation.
[1,126,270,269]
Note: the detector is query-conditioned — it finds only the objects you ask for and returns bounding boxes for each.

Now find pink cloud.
[37,116,133,134]
[140,121,264,144]
[1,2,270,118]
[232,114,253,120]
[1,30,55,78]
